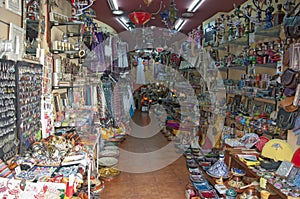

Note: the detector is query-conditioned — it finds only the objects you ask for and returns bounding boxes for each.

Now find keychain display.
[16,61,43,153]
[0,60,17,162]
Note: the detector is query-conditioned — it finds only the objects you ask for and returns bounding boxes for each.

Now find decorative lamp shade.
[129,11,152,25]
[261,139,294,162]
[292,147,300,167]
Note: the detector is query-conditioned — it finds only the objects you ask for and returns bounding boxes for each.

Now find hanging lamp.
[129,11,152,25]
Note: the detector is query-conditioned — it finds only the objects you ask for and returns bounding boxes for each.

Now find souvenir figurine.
[264,1,275,29]
[253,0,275,29]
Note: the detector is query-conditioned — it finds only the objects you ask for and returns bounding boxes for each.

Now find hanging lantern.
[143,0,153,6]
[129,11,152,25]
[169,0,178,25]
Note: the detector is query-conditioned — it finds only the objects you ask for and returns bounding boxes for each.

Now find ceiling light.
[174,18,186,31]
[181,12,194,18]
[112,10,124,15]
[187,0,206,12]
[107,0,119,10]
[117,17,130,30]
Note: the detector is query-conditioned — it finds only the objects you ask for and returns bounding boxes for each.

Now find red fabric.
[292,147,300,167]
[255,136,270,152]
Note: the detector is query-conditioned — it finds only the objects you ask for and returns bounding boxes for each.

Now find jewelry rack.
[15,61,43,154]
[0,60,17,161]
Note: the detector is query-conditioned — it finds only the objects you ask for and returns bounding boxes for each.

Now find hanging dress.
[136,57,145,84]
[117,41,129,68]
[90,31,106,73]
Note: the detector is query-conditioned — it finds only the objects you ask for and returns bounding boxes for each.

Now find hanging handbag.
[280,95,299,112]
[277,107,299,130]
[283,2,300,39]
[281,68,299,89]
[284,87,296,97]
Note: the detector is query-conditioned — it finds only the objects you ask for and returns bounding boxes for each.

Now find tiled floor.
[100,111,190,199]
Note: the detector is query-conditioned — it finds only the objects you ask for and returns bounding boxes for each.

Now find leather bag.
[277,107,299,130]
[280,96,298,112]
[284,87,296,97]
[281,69,299,89]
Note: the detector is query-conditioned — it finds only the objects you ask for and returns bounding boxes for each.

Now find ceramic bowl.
[231,167,246,177]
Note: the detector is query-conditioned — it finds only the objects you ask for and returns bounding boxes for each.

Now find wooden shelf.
[228,65,247,70]
[228,36,249,46]
[50,49,79,54]
[226,151,287,199]
[253,97,276,104]
[254,25,282,38]
[255,63,277,69]
[50,21,84,28]
[52,85,73,89]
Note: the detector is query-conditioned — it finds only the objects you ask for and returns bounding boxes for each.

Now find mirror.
[24,0,41,57]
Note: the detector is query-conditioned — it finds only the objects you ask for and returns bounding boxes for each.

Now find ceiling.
[92,0,247,34]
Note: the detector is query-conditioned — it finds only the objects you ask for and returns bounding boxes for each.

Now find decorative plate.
[199,189,219,199]
[190,174,206,183]
[189,168,202,175]
[99,150,119,158]
[193,182,212,191]
[99,167,120,179]
[98,157,118,167]
[103,145,119,151]
[231,167,246,177]
[15,171,36,181]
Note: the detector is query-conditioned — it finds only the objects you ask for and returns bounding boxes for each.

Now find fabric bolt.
[97,84,107,119]
[136,57,146,84]
[102,81,114,118]
[113,84,122,127]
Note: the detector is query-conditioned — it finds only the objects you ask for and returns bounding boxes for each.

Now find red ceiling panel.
[92,0,247,34]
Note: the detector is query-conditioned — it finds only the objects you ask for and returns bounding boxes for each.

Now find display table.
[0,177,66,198]
[185,147,290,199]
[225,150,287,199]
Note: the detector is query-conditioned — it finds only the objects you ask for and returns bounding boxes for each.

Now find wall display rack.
[15,61,43,153]
[0,60,18,162]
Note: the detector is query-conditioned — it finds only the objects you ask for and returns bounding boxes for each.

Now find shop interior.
[0,0,299,198]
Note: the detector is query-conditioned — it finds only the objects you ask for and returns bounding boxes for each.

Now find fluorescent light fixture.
[107,0,119,11]
[187,0,206,12]
[175,18,186,31]
[117,17,129,30]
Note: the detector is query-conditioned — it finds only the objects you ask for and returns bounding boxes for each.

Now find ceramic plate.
[193,182,212,191]
[231,167,246,176]
[189,167,201,175]
[99,150,119,158]
[98,157,118,167]
[199,189,219,199]
[104,145,119,151]
[190,175,206,183]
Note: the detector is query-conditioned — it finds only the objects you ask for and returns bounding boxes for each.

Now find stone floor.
[100,110,190,199]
